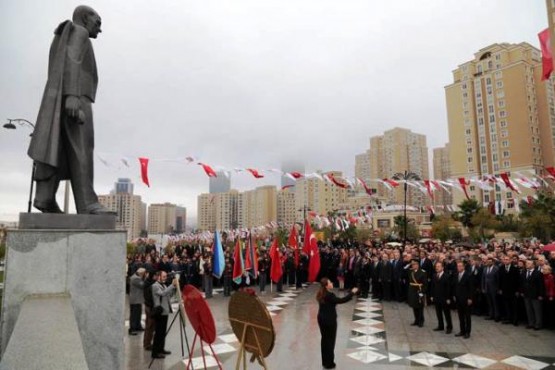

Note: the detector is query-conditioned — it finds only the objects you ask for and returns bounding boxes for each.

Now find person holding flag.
[232,237,245,286]
[269,238,283,291]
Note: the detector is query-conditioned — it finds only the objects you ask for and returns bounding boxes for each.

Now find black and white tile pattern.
[345,297,555,369]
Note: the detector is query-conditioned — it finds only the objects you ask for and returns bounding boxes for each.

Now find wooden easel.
[231,318,271,370]
[185,331,223,370]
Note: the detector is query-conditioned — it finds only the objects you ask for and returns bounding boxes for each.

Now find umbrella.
[543,243,555,252]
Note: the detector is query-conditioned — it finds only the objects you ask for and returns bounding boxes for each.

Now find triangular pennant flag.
[539,28,554,81]
[199,163,217,177]
[138,157,150,187]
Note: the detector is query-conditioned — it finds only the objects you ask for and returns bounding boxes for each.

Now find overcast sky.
[0,0,548,225]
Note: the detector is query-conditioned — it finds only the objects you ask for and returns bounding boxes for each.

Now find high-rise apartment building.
[445,43,555,210]
[277,190,296,226]
[215,190,239,230]
[148,203,177,234]
[239,186,277,228]
[281,161,305,189]
[197,193,216,231]
[295,171,348,220]
[369,128,429,208]
[175,206,187,233]
[209,171,231,194]
[433,144,452,207]
[355,150,372,183]
[113,178,134,194]
[98,179,145,240]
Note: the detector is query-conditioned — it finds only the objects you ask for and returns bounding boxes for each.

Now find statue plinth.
[19,213,116,230]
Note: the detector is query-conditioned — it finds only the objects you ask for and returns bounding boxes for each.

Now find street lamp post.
[3,118,71,214]
[4,119,36,213]
[392,170,421,246]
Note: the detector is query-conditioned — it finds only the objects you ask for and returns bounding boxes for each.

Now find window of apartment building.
[496,80,503,89]
[500,119,507,128]
[478,108,483,115]
[464,110,469,116]
[495,185,501,192]
[467,138,472,145]
[491,134,497,141]
[486,77,492,85]
[465,129,471,135]
[469,185,476,191]
[502,150,510,158]
[462,83,467,90]
[481,155,487,162]
[478,117,484,126]
[503,160,510,168]
[497,90,505,98]
[496,193,501,201]
[506,192,513,199]
[467,157,473,163]
[492,153,498,161]
[494,163,500,171]
[488,105,494,113]
[484,194,490,203]
[501,129,508,138]
[467,147,473,153]
[477,65,483,73]
[495,55,501,61]
[499,110,506,117]
[498,100,505,108]
[480,146,486,154]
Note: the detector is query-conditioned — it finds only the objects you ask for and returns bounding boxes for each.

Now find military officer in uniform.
[408,259,427,327]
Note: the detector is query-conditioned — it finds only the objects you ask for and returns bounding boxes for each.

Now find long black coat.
[498,264,520,296]
[431,272,452,304]
[407,269,427,308]
[317,291,354,325]
[453,271,474,303]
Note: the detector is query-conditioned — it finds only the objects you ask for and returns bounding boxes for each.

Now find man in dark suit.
[408,259,427,327]
[520,260,545,330]
[481,257,500,321]
[392,250,405,302]
[379,252,393,301]
[498,255,520,325]
[466,257,483,315]
[431,261,453,334]
[453,260,474,339]
[370,255,382,300]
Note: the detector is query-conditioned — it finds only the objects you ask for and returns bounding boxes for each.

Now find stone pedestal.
[0,214,125,370]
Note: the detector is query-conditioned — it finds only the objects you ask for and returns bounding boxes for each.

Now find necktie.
[506,266,509,273]
[458,272,462,282]
[527,270,531,279]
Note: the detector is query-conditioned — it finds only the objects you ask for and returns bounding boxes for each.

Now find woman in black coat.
[316,277,358,369]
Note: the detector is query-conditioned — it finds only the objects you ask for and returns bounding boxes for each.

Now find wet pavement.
[126,285,555,369]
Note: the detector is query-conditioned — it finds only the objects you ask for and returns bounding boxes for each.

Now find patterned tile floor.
[126,285,555,369]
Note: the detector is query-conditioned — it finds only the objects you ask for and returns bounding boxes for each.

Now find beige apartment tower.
[369,128,429,208]
[239,186,277,229]
[148,203,177,234]
[432,144,453,208]
[355,150,372,183]
[99,193,145,240]
[277,189,296,226]
[445,43,555,212]
[295,171,348,220]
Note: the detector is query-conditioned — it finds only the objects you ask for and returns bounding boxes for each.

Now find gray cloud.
[0,0,547,223]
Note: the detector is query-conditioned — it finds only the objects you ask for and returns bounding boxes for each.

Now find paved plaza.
[126,285,555,370]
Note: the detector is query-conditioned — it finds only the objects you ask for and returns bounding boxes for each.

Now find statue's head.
[72,5,102,39]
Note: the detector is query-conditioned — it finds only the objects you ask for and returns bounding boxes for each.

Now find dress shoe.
[137,327,145,332]
[33,200,64,214]
[455,332,464,337]
[464,334,470,339]
[128,331,138,336]
[144,346,152,351]
[410,322,418,326]
[418,323,424,328]
[151,354,165,359]
[446,328,452,334]
[161,350,172,355]
[433,327,444,331]
[85,203,117,215]
[323,364,336,369]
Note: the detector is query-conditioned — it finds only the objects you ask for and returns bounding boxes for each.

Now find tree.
[355,228,373,244]
[274,227,289,246]
[471,208,499,241]
[495,214,519,232]
[454,199,481,228]
[519,192,555,242]
[431,215,458,243]
[392,215,418,242]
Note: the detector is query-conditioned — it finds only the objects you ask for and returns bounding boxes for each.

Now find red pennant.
[327,173,349,188]
[281,185,294,190]
[539,28,554,81]
[500,172,520,193]
[546,167,555,179]
[138,157,150,187]
[357,178,375,196]
[199,163,217,177]
[458,177,470,200]
[247,168,264,179]
[383,178,400,188]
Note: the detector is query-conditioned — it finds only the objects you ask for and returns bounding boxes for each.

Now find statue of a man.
[28,5,112,214]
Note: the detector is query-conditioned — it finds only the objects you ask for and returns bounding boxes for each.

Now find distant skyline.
[0,0,548,225]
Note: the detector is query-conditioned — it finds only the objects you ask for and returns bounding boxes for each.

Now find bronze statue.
[28,5,112,214]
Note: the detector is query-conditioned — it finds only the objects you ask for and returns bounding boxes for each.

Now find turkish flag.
[269,239,283,283]
[247,168,264,178]
[138,157,150,187]
[302,219,313,254]
[288,224,299,267]
[307,237,320,282]
[199,163,217,177]
[539,28,554,81]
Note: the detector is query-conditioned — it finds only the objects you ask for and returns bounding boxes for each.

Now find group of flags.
[209,220,321,285]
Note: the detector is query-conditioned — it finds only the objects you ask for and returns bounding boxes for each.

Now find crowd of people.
[126,236,555,359]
